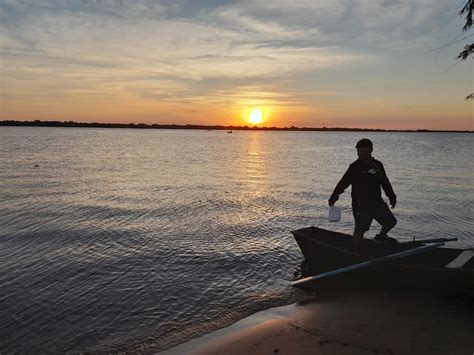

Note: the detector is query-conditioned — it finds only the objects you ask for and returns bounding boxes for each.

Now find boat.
[291,227,474,294]
[227,130,233,133]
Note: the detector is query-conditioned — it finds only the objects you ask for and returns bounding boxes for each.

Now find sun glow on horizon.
[249,109,263,124]
[246,108,268,125]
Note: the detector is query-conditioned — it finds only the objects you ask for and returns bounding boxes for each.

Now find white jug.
[328,206,341,222]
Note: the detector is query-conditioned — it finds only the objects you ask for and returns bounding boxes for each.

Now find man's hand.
[328,199,335,207]
[389,197,396,209]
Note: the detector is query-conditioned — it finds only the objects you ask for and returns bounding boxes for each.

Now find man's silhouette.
[328,139,397,252]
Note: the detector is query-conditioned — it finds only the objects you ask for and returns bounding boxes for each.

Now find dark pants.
[353,202,397,236]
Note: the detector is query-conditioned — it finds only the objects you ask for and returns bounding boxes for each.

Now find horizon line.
[0,120,472,133]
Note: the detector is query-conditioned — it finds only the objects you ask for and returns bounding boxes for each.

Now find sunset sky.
[1,0,472,130]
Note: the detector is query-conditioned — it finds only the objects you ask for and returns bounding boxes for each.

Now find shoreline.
[160,290,473,355]
[1,120,472,133]
[87,290,308,353]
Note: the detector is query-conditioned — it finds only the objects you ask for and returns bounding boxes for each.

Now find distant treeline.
[0,120,471,133]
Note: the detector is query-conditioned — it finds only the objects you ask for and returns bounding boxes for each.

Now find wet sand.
[161,290,473,355]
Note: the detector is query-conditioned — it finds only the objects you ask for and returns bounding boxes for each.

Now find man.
[328,139,397,252]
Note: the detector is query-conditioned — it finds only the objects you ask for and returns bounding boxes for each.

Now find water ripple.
[0,128,472,352]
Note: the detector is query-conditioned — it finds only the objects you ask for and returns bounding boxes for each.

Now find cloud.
[1,0,374,104]
[0,0,469,127]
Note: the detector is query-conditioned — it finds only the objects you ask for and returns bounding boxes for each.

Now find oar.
[401,237,457,244]
[290,242,445,286]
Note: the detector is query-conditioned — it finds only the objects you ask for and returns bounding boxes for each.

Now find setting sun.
[248,109,264,125]
[243,107,270,125]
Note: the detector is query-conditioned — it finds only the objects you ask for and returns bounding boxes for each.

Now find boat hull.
[292,227,474,294]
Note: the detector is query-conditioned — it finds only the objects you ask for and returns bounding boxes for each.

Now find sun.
[243,107,270,125]
[248,109,263,125]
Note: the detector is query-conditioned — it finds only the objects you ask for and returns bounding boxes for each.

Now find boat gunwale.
[292,227,474,274]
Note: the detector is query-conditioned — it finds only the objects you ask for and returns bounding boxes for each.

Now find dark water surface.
[0,127,472,352]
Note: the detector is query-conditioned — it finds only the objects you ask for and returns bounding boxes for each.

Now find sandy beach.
[162,290,473,355]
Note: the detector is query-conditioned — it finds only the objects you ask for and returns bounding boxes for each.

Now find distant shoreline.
[0,120,472,133]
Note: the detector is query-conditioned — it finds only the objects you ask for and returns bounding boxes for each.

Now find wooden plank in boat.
[446,250,474,269]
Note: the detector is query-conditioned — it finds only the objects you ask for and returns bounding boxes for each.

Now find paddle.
[290,242,445,286]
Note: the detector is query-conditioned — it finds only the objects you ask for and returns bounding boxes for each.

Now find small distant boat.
[292,227,474,293]
[227,130,233,133]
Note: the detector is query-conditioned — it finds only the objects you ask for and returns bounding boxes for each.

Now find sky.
[0,0,472,130]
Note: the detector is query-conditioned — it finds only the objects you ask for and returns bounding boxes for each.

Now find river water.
[0,127,472,352]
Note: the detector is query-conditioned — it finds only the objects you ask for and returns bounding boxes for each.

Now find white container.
[328,206,341,222]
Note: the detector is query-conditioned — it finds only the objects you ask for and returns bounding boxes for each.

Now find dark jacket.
[329,158,396,210]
